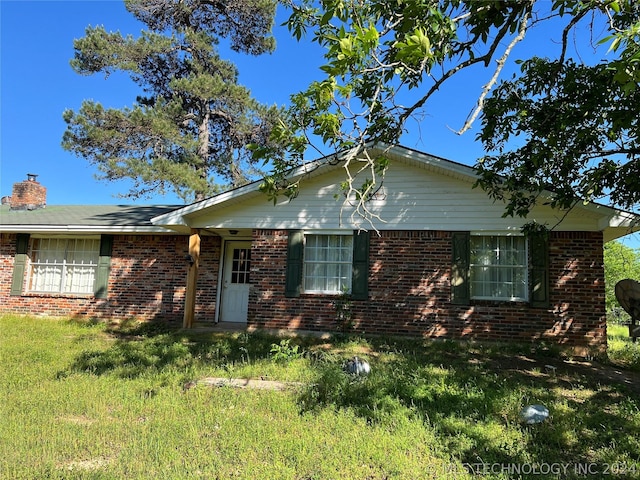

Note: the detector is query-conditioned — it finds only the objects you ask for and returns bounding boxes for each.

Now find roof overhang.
[0,225,181,234]
[148,143,640,242]
[593,208,640,242]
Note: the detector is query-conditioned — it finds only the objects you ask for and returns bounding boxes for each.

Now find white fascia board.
[150,211,190,227]
[0,225,181,234]
[597,209,640,230]
[150,154,349,226]
[381,144,480,181]
[380,143,638,224]
[151,183,261,225]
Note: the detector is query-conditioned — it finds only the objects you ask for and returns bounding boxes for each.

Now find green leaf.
[321,10,334,25]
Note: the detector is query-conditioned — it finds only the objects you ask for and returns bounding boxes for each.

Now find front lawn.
[607,323,640,372]
[1,315,639,479]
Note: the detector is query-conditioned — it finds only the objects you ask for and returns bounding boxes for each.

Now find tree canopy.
[62,0,280,202]
[255,0,640,223]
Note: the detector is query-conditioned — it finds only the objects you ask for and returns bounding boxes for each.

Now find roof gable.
[151,144,638,241]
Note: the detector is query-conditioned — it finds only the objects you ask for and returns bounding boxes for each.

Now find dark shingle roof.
[0,204,182,230]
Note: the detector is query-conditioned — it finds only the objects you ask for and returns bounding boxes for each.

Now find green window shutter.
[95,234,114,299]
[285,230,304,298]
[529,232,550,308]
[10,233,30,296]
[451,231,470,305]
[351,230,370,300]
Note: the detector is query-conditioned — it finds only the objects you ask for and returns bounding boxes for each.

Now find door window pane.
[230,248,251,284]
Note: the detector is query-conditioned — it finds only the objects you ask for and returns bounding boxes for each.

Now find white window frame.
[28,237,100,295]
[469,233,528,302]
[302,231,353,294]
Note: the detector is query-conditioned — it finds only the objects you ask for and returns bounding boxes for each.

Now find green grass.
[1,315,639,479]
[607,323,640,372]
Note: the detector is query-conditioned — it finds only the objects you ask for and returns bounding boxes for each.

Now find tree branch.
[558,6,592,68]
[456,1,533,135]
[398,5,527,127]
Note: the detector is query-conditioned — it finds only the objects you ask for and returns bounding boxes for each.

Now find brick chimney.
[9,174,47,210]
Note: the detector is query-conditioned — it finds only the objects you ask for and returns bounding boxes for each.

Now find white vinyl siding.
[29,238,100,294]
[185,150,604,233]
[303,234,353,294]
[470,235,528,301]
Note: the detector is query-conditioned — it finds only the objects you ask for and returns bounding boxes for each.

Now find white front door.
[220,241,252,323]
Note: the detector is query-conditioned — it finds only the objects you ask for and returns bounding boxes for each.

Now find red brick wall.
[248,229,336,331]
[0,233,220,323]
[248,229,606,351]
[1,228,606,350]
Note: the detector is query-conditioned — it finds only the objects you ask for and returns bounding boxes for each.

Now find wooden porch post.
[183,229,201,328]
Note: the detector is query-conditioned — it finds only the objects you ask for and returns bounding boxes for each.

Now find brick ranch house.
[1,145,638,353]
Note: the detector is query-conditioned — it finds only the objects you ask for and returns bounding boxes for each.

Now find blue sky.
[1,1,638,246]
[1,0,329,205]
[0,0,524,205]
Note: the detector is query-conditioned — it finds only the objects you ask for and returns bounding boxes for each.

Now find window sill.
[301,291,346,296]
[470,298,529,306]
[23,292,96,299]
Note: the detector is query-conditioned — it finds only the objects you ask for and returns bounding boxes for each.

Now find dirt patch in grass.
[58,456,113,472]
[57,415,96,426]
[188,377,304,391]
[563,359,640,393]
[486,353,640,395]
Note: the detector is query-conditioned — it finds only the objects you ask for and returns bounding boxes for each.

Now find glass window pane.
[230,248,251,284]
[30,238,99,294]
[303,234,353,293]
[469,235,527,300]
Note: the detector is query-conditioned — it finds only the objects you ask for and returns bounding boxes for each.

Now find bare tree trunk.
[195,110,211,202]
